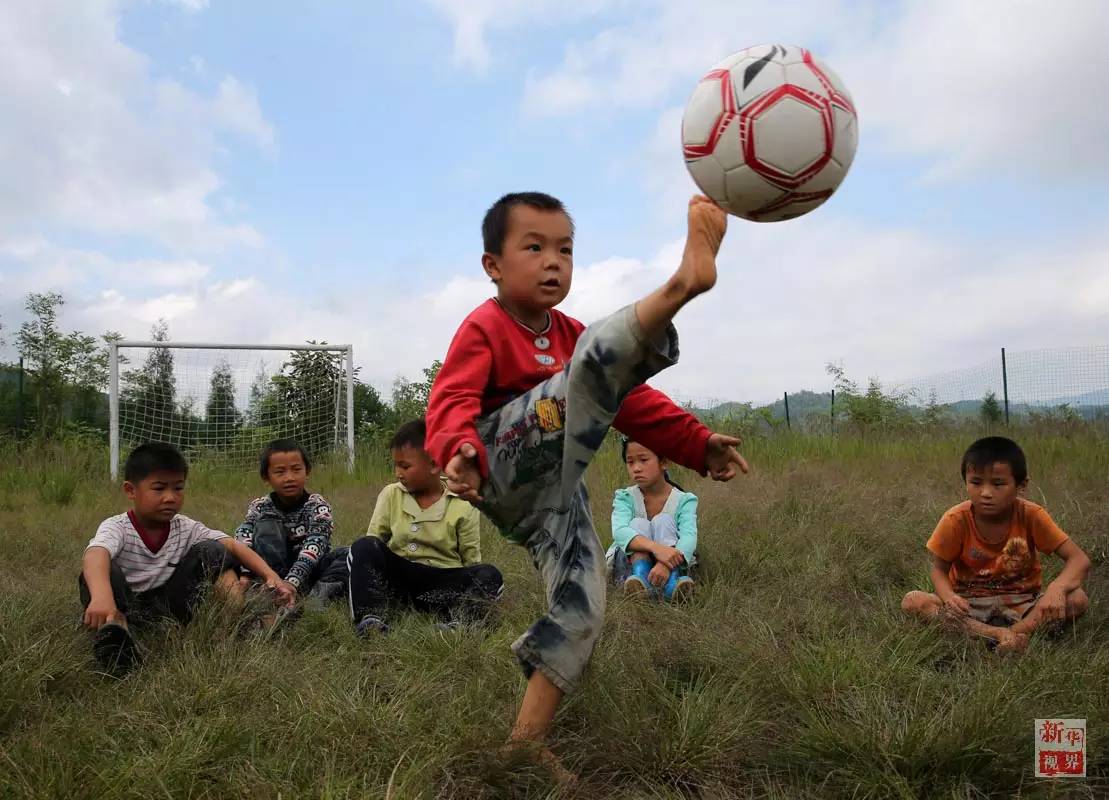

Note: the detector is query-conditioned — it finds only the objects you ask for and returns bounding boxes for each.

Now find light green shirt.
[367,481,481,568]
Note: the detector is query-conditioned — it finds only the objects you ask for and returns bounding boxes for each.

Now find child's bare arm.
[220,538,295,606]
[1031,540,1091,623]
[82,547,120,628]
[929,554,970,615]
[626,536,682,568]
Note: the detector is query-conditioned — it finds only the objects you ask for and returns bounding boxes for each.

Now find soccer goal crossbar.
[109,341,355,479]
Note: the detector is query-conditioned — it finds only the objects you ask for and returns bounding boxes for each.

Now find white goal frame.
[109,341,355,479]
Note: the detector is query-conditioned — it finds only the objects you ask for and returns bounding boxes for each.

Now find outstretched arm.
[82,547,121,629]
[427,321,494,501]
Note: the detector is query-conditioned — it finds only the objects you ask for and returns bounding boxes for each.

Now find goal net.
[109,341,354,478]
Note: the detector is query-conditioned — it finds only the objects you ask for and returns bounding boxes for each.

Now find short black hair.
[481,192,574,255]
[961,436,1027,484]
[390,419,426,451]
[124,443,188,483]
[259,439,311,478]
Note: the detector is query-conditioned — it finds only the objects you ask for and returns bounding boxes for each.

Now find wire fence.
[667,345,1109,432]
[3,344,1108,439]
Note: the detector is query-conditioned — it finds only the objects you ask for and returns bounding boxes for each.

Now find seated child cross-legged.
[425,192,748,778]
[234,439,349,610]
[611,438,698,601]
[347,420,504,635]
[902,436,1090,654]
[80,443,294,673]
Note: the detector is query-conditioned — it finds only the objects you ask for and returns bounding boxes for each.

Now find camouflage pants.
[475,304,680,692]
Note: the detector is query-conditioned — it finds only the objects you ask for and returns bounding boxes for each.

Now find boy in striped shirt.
[80,443,294,673]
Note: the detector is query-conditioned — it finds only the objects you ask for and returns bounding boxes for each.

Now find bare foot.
[994,629,1029,655]
[501,739,578,787]
[675,195,726,299]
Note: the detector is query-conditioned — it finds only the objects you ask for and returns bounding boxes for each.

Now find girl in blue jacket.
[610,437,698,601]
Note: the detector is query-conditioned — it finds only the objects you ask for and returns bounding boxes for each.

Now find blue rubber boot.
[624,558,652,597]
[662,569,680,600]
[664,572,695,602]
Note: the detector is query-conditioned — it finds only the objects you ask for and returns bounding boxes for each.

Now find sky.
[1,0,1107,407]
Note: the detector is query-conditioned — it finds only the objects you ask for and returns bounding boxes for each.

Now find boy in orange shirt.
[902,436,1090,653]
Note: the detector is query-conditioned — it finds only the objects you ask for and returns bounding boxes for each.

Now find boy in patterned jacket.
[426,192,749,779]
[235,439,349,603]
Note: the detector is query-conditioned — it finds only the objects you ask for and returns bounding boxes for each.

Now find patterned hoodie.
[234,492,334,589]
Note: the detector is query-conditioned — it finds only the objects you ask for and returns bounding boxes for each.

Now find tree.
[390,359,442,423]
[981,391,1003,427]
[353,380,388,434]
[122,320,178,443]
[825,362,911,431]
[205,359,242,449]
[921,390,950,428]
[17,292,66,432]
[16,292,116,436]
[271,343,348,451]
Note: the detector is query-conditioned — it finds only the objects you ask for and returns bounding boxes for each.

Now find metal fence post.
[830,388,835,433]
[16,357,24,438]
[1001,347,1010,426]
[784,391,791,430]
[109,343,119,480]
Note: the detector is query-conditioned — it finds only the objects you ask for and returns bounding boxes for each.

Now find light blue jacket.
[611,484,698,565]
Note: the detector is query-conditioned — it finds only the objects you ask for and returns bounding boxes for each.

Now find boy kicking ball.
[426,192,748,781]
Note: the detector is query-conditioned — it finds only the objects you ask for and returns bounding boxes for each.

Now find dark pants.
[347,535,503,625]
[78,539,238,625]
[245,519,350,599]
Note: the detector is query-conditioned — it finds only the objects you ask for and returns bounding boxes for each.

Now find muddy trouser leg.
[412,562,505,625]
[475,304,681,693]
[157,540,240,624]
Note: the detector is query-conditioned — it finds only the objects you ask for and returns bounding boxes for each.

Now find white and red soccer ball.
[682,44,858,222]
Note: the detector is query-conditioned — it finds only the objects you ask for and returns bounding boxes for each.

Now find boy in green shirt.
[348,420,504,633]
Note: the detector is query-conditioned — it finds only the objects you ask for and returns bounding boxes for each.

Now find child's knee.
[350,535,387,564]
[901,590,936,616]
[1067,588,1089,618]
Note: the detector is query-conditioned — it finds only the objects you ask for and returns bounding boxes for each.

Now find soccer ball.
[681,44,858,222]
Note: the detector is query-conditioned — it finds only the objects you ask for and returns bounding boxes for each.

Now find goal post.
[108,341,355,479]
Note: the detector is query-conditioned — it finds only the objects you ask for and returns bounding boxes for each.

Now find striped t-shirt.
[86,513,229,593]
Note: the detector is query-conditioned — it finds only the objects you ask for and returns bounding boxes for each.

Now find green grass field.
[1,431,1107,799]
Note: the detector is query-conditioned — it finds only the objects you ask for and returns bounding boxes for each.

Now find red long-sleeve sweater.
[426,299,712,478]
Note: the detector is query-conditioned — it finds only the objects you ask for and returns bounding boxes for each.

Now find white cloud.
[161,0,209,12]
[551,218,1109,406]
[3,216,1105,407]
[0,1,274,251]
[501,0,1109,180]
[212,77,276,153]
[426,0,622,71]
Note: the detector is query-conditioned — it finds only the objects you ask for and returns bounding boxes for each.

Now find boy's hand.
[652,544,684,570]
[648,562,671,587]
[942,593,971,617]
[266,578,296,607]
[446,443,484,502]
[1037,584,1067,622]
[705,433,750,481]
[83,597,123,630]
